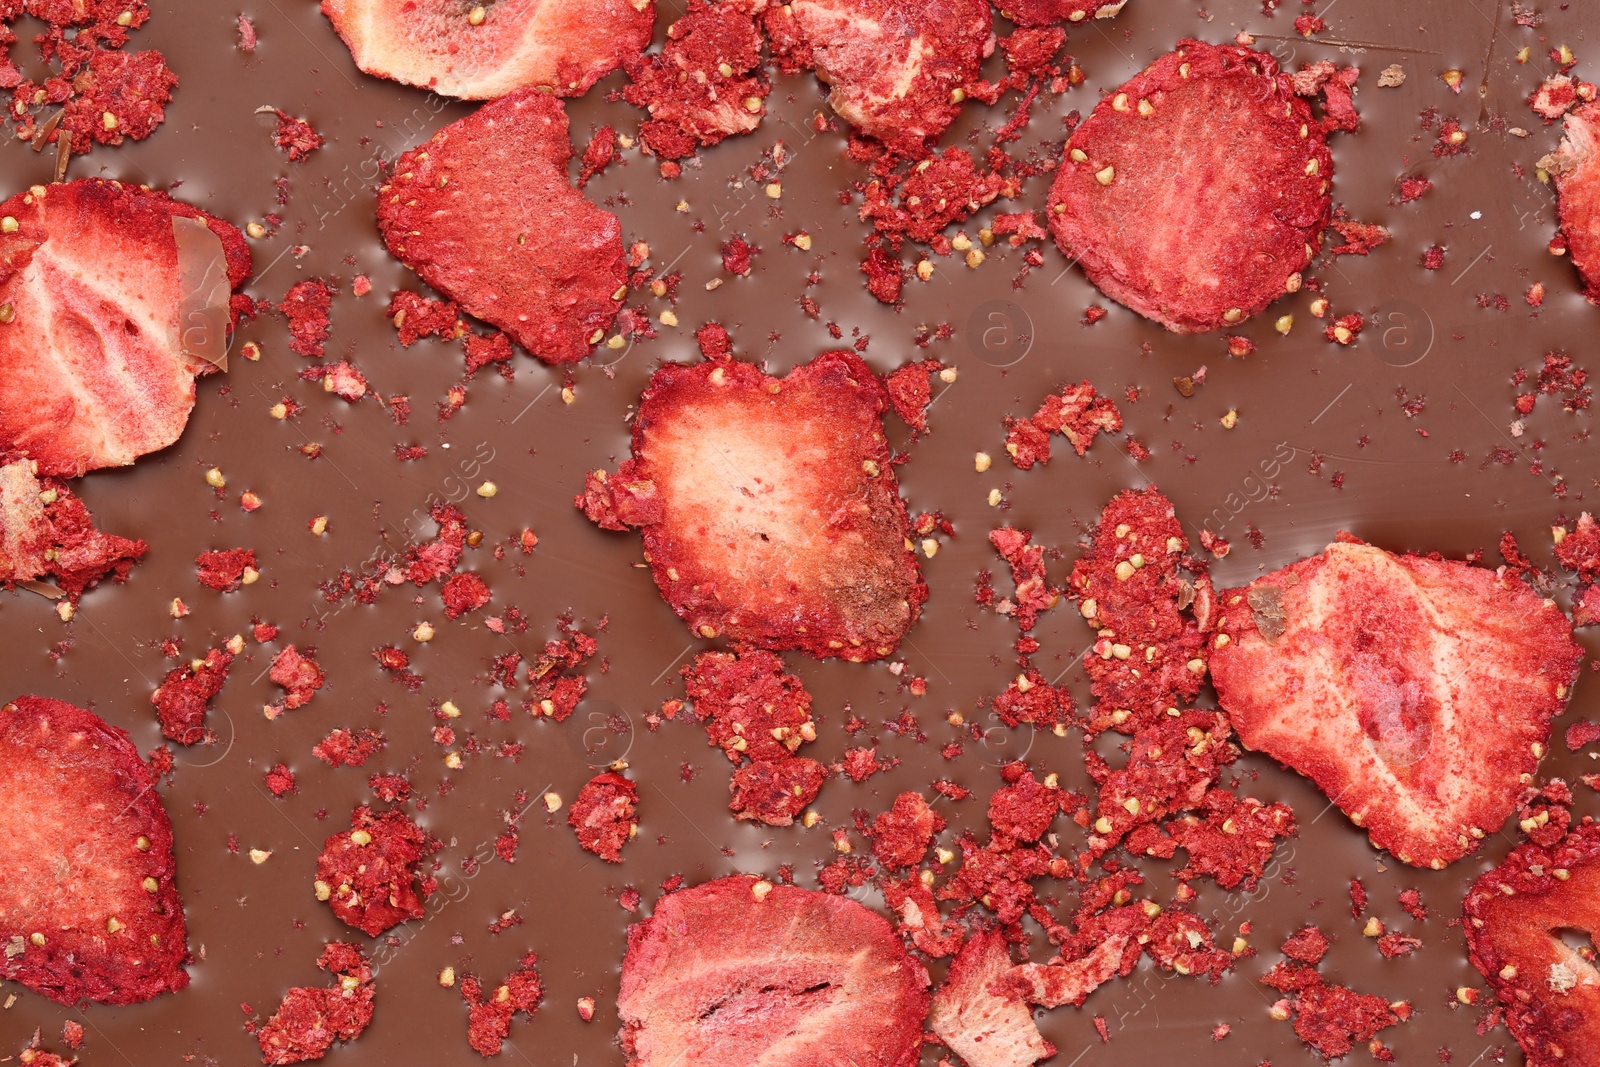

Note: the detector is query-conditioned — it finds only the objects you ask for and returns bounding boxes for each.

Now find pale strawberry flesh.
[1547,102,1600,303]
[928,929,1054,1067]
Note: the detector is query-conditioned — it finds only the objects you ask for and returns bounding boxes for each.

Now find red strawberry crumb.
[1399,888,1427,920]
[264,109,323,162]
[280,280,334,357]
[460,953,543,1057]
[729,758,826,826]
[0,460,147,599]
[682,650,814,764]
[197,548,256,592]
[988,528,1060,632]
[1003,380,1123,469]
[62,1022,83,1050]
[237,15,257,51]
[149,646,232,745]
[1350,878,1369,916]
[387,292,462,346]
[1378,933,1422,958]
[881,877,964,958]
[860,245,903,304]
[256,943,374,1065]
[368,774,410,804]
[839,746,895,782]
[269,647,325,710]
[885,359,942,433]
[264,763,296,798]
[623,0,769,161]
[441,572,490,619]
[870,792,945,869]
[313,728,386,768]
[1398,175,1434,202]
[569,772,639,863]
[315,805,438,936]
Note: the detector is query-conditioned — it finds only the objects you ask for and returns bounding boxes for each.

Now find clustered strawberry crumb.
[568,771,639,863]
[1262,926,1408,1060]
[150,646,233,744]
[255,943,375,1065]
[0,457,146,599]
[315,804,439,936]
[459,952,543,1056]
[1003,380,1123,469]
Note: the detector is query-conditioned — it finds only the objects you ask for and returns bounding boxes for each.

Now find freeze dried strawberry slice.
[321,0,653,100]
[624,0,769,161]
[1465,820,1600,1066]
[256,943,374,1065]
[929,930,1054,1067]
[1210,539,1582,869]
[580,351,926,661]
[150,646,233,744]
[764,0,994,150]
[1545,103,1600,303]
[728,757,825,826]
[681,649,814,763]
[1047,40,1335,333]
[617,876,929,1067]
[377,88,625,365]
[568,771,639,862]
[0,696,188,1005]
[315,805,438,936]
[0,456,145,598]
[997,0,1128,27]
[0,179,250,475]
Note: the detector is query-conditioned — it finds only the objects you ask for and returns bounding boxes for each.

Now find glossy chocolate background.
[2,0,1597,1063]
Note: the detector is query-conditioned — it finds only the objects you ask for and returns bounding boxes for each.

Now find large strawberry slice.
[1464,820,1600,1067]
[0,179,250,476]
[1543,102,1600,303]
[377,88,625,365]
[764,0,994,151]
[321,0,654,100]
[1209,538,1582,868]
[928,930,1054,1067]
[617,876,929,1067]
[0,456,146,599]
[577,350,927,661]
[1047,40,1336,333]
[0,696,189,1004]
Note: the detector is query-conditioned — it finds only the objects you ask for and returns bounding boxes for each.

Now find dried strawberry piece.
[997,0,1128,28]
[991,672,1074,728]
[1262,956,1405,1060]
[321,0,652,100]
[0,180,250,476]
[269,646,325,710]
[525,624,597,721]
[881,877,963,957]
[0,696,189,1005]
[312,728,386,768]
[870,791,945,869]
[57,49,175,153]
[440,572,490,619]
[1003,380,1123,470]
[0,457,145,599]
[1067,489,1213,735]
[939,831,1056,927]
[617,876,930,1067]
[387,291,462,346]
[1282,925,1331,965]
[988,527,1060,632]
[256,942,374,1066]
[764,0,994,151]
[317,360,368,402]
[1086,711,1234,855]
[860,244,903,304]
[264,763,296,797]
[17,1046,72,1067]
[150,646,233,744]
[568,771,639,863]
[1000,937,1128,1008]
[884,358,942,433]
[280,280,334,358]
[1166,789,1296,890]
[399,503,468,585]
[458,952,543,1057]
[1210,539,1582,868]
[462,330,513,377]
[1329,212,1391,256]
[729,758,826,826]
[197,548,256,592]
[987,762,1065,843]
[1543,103,1600,302]
[623,0,769,161]
[315,804,438,936]
[1556,512,1600,621]
[930,930,1055,1067]
[377,88,625,364]
[264,108,323,162]
[1048,41,1337,332]
[681,649,814,764]
[1465,820,1600,1064]
[580,350,926,661]
[1533,75,1590,122]
[858,148,1014,247]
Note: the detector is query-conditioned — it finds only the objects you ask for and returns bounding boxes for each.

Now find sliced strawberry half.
[0,696,189,1005]
[1047,40,1335,333]
[764,0,994,151]
[1210,538,1582,868]
[1465,820,1600,1066]
[321,0,654,100]
[617,875,929,1067]
[0,179,251,476]
[1544,102,1600,303]
[377,88,625,365]
[578,350,927,661]
[928,929,1054,1067]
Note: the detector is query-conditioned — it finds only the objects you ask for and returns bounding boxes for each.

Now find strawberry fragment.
[0,180,251,476]
[1048,41,1339,332]
[377,88,626,365]
[0,457,146,599]
[929,930,1055,1067]
[1002,380,1123,469]
[269,646,325,710]
[0,696,189,1004]
[881,877,964,957]
[997,0,1128,28]
[728,757,826,826]
[870,791,945,869]
[884,358,942,433]
[1210,539,1582,868]
[315,805,438,936]
[321,0,653,100]
[682,650,813,763]
[764,0,994,151]
[568,771,639,863]
[624,0,769,161]
[1544,103,1600,303]
[197,548,256,592]
[1263,927,1406,1061]
[459,952,542,1057]
[579,350,926,661]
[151,646,233,744]
[256,943,374,1065]
[617,876,930,1067]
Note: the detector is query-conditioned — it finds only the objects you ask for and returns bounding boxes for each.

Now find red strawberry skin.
[377,88,625,365]
[0,179,251,476]
[617,875,929,1067]
[581,351,927,661]
[1047,40,1332,333]
[0,696,189,1005]
[764,0,994,150]
[322,0,654,100]
[1464,820,1600,1067]
[1210,539,1582,869]
[1549,102,1600,303]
